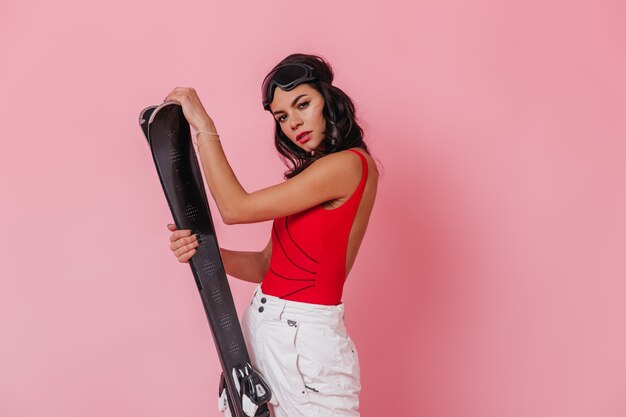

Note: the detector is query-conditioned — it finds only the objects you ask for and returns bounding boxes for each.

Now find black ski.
[138,102,271,417]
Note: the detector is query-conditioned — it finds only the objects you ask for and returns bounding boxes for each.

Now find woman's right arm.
[219,237,271,284]
[167,223,271,284]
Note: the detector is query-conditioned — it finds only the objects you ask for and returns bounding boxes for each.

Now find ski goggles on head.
[261,63,318,111]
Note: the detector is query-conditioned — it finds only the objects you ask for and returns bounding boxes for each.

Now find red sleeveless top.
[260,149,369,305]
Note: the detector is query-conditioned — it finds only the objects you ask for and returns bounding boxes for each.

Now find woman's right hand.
[167,223,199,263]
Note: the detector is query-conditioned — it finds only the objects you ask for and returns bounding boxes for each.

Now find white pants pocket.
[292,321,361,415]
[255,319,311,417]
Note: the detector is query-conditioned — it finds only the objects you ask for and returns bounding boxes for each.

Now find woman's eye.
[276,102,310,123]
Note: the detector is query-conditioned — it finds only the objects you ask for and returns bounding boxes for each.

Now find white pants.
[224,285,361,417]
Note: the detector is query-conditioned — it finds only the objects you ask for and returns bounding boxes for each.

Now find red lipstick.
[297,131,311,143]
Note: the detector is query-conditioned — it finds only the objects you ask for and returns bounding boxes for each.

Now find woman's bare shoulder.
[341,147,380,179]
[308,148,364,173]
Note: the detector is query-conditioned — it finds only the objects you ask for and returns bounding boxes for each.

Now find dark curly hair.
[263,53,376,179]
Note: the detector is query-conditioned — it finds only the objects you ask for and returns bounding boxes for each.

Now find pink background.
[1,0,625,416]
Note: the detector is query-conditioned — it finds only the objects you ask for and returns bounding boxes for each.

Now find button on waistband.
[261,297,267,304]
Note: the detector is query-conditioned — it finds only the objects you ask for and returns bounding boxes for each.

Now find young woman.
[164,53,379,417]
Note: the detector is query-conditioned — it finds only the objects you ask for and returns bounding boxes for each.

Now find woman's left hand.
[163,87,215,132]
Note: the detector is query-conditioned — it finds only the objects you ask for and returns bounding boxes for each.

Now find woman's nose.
[290,116,302,130]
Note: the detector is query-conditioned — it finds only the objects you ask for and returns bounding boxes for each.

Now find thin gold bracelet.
[194,130,221,148]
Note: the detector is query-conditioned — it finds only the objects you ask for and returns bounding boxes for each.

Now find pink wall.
[1,0,625,416]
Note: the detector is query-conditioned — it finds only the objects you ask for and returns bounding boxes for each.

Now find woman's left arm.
[164,87,362,225]
[164,87,247,224]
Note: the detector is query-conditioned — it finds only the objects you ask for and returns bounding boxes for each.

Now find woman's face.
[269,83,326,153]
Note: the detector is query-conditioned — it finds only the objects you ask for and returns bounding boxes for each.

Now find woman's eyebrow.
[272,94,308,115]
